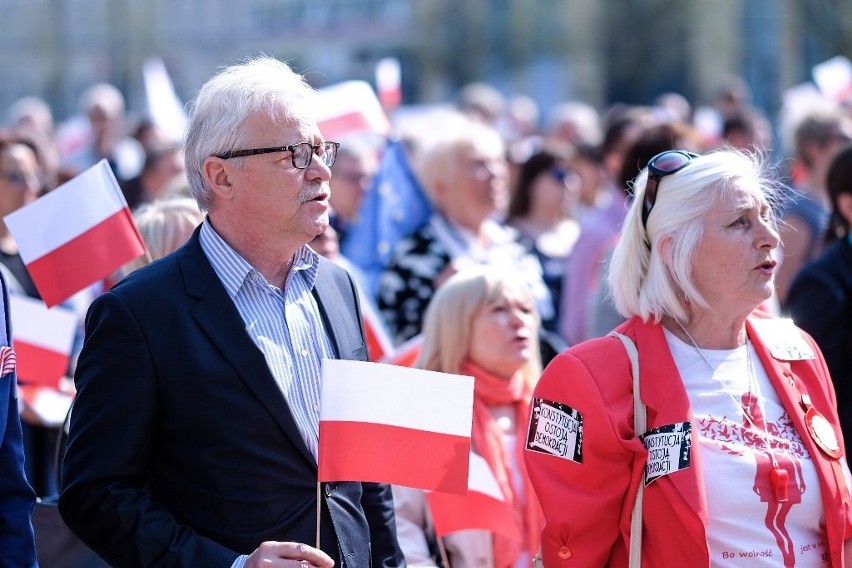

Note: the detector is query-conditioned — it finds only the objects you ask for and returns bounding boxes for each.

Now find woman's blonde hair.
[416,265,542,384]
[124,197,204,273]
[608,148,781,323]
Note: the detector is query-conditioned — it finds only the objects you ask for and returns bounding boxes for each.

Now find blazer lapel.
[746,319,824,477]
[176,232,316,466]
[312,258,365,361]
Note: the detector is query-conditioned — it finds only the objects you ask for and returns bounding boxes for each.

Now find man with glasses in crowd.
[59,56,405,568]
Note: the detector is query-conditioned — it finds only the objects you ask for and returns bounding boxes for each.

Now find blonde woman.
[123,197,204,273]
[393,265,543,568]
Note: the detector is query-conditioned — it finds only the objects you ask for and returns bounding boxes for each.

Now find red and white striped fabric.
[381,333,423,368]
[9,294,77,389]
[426,452,521,540]
[318,359,473,494]
[316,81,391,142]
[361,297,395,363]
[4,160,146,307]
[0,346,16,377]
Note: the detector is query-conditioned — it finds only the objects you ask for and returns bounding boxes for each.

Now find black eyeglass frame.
[214,141,340,169]
[641,150,698,229]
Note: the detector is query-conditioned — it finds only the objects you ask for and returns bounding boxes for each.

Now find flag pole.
[437,537,451,568]
[425,499,451,567]
[316,481,321,549]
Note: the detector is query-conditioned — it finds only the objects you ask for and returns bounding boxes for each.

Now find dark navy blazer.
[59,227,404,567]
[0,270,37,566]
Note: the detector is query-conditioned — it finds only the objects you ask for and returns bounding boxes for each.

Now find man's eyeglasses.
[215,141,340,169]
[641,150,698,228]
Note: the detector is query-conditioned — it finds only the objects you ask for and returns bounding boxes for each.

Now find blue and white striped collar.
[199,219,319,298]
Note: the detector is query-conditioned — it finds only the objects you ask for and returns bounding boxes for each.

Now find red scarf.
[461,360,543,568]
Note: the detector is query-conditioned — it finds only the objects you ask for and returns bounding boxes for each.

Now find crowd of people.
[0,53,851,566]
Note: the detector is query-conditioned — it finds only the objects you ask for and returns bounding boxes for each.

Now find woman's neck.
[662,313,747,349]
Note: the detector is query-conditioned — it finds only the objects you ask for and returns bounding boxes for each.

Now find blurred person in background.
[526,148,852,566]
[6,96,60,191]
[120,143,186,210]
[393,265,542,568]
[122,197,204,275]
[377,114,550,346]
[721,107,774,154]
[583,122,695,341]
[543,100,602,156]
[456,82,507,128]
[787,144,852,463]
[328,142,379,248]
[506,150,580,335]
[565,142,607,223]
[61,82,145,184]
[0,134,42,298]
[132,117,179,153]
[775,107,852,305]
[558,110,669,346]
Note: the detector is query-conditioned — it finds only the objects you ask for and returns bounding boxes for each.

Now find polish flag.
[316,81,391,141]
[427,452,521,540]
[9,294,77,389]
[375,57,402,111]
[381,333,422,368]
[4,160,146,307]
[360,296,395,363]
[318,359,473,494]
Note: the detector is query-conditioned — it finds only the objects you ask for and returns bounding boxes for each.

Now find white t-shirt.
[665,330,829,567]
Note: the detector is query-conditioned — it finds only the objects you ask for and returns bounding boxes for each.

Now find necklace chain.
[675,322,777,459]
[674,321,786,497]
[676,322,755,414]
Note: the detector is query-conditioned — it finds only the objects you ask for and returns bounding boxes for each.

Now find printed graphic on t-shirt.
[640,422,692,485]
[697,392,823,567]
[525,397,583,463]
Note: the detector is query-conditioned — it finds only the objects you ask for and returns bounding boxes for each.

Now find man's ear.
[203,157,234,199]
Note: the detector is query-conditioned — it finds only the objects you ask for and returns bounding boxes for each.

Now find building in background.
[0,0,849,140]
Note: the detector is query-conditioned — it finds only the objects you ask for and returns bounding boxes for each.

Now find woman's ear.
[657,233,675,269]
[202,157,235,200]
[836,193,852,226]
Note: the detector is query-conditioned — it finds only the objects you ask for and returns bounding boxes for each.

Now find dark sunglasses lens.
[652,152,692,174]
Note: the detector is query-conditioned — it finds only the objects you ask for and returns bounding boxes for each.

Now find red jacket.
[525,315,852,567]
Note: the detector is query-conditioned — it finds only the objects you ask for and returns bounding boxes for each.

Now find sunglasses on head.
[641,150,699,229]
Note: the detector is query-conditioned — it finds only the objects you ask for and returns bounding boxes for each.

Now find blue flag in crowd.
[341,138,433,298]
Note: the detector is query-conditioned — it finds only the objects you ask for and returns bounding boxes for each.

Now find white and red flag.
[318,359,473,494]
[4,159,146,307]
[426,452,521,540]
[316,81,391,141]
[375,57,402,111]
[9,294,77,389]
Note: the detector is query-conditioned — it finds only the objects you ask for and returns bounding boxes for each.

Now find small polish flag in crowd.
[318,359,473,494]
[375,57,402,111]
[4,160,146,307]
[9,294,77,389]
[316,81,391,142]
[426,452,521,540]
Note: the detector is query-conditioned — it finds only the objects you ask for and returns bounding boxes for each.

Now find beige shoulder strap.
[610,332,644,568]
